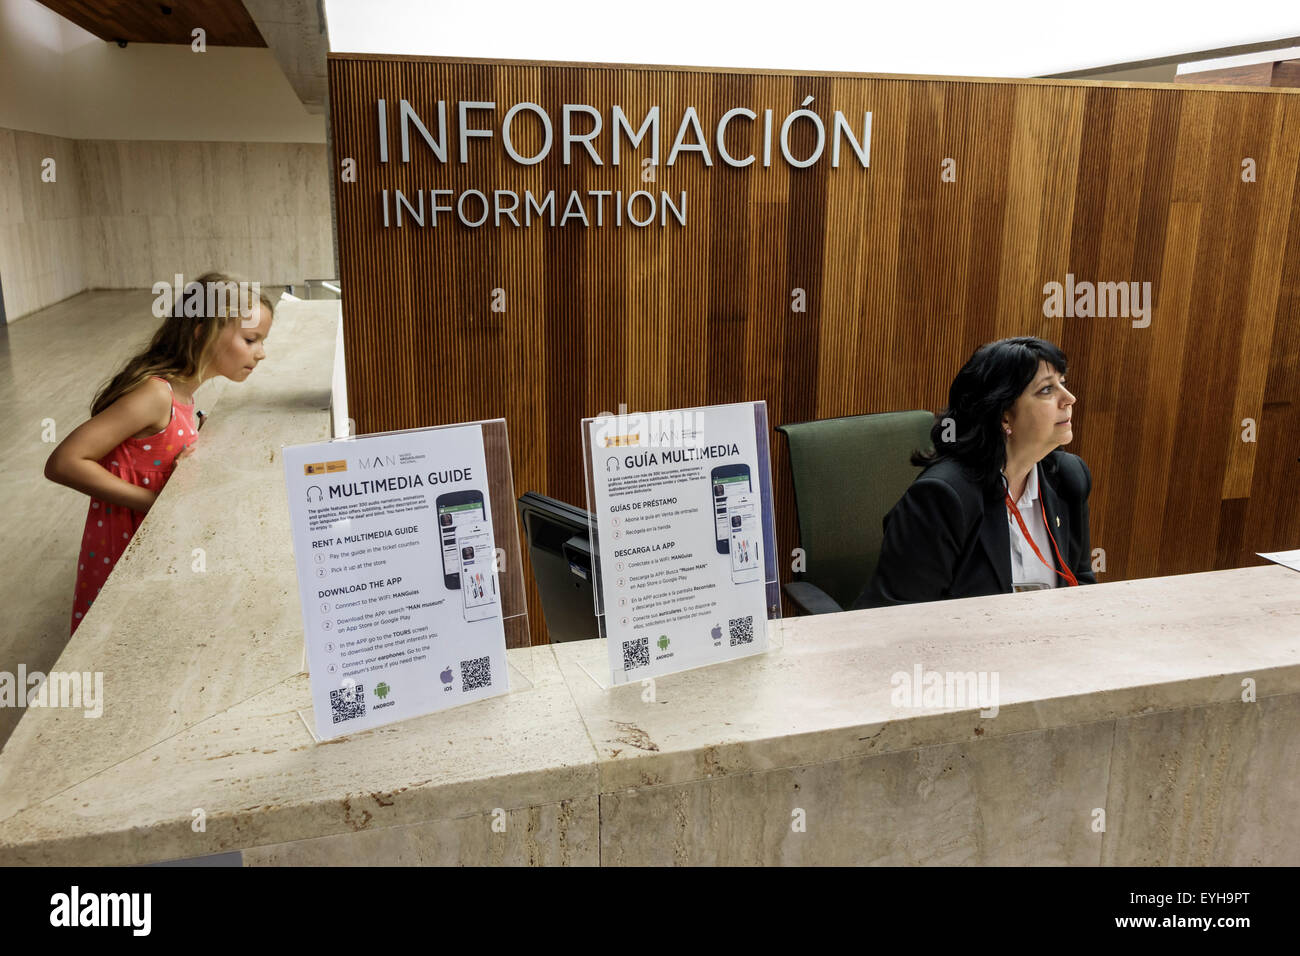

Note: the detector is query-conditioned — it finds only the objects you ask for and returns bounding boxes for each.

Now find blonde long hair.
[91,271,276,416]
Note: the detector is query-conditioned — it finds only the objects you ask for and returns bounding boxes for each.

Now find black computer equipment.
[516,492,601,643]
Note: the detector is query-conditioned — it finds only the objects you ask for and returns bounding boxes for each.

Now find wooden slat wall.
[328,54,1300,643]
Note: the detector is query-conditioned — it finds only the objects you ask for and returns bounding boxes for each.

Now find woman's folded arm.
[857,477,968,608]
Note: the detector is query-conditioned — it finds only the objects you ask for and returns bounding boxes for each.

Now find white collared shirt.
[1004,464,1058,591]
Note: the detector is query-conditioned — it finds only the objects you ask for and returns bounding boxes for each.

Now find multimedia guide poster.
[282,423,509,739]
[584,402,777,684]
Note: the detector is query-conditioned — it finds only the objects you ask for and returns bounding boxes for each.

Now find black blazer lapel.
[977,480,1012,592]
[1038,459,1071,575]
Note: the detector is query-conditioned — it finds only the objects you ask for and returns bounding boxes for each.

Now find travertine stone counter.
[0,300,340,827]
[0,300,332,835]
[556,567,1300,864]
[4,558,1297,864]
[0,300,600,866]
[0,304,1295,865]
[0,648,599,866]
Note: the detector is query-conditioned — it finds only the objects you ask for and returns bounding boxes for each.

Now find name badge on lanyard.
[1004,484,1079,588]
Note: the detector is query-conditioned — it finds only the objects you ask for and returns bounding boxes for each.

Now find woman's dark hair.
[912,336,1069,490]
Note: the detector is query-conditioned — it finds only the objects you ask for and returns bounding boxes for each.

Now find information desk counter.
[0,309,1295,864]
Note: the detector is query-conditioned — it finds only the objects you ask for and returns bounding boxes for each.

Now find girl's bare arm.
[44,380,173,513]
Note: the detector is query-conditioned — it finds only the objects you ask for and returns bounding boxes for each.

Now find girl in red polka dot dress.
[44,272,276,635]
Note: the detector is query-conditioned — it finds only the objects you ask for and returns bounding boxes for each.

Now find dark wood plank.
[37,0,265,46]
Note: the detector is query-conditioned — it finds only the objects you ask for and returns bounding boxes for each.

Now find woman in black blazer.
[855,336,1096,609]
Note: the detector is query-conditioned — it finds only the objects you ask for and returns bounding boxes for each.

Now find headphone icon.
[605,456,620,473]
[306,485,324,502]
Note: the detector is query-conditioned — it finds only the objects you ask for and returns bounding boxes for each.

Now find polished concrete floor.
[0,290,242,749]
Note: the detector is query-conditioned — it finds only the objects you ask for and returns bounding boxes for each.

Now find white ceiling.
[1176,44,1300,74]
[322,0,1300,78]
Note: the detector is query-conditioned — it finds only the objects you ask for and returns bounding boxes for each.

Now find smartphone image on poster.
[711,463,752,555]
[456,522,499,622]
[436,490,485,589]
[727,493,761,584]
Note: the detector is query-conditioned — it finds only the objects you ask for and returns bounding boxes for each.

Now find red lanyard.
[1003,487,1079,587]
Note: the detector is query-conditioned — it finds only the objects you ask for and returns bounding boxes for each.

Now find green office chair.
[775,410,936,614]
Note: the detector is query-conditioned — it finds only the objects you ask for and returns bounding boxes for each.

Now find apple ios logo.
[711,622,722,644]
[440,664,454,690]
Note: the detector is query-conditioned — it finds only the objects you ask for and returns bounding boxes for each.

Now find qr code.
[461,656,492,691]
[622,636,650,671]
[329,684,366,724]
[729,615,754,646]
